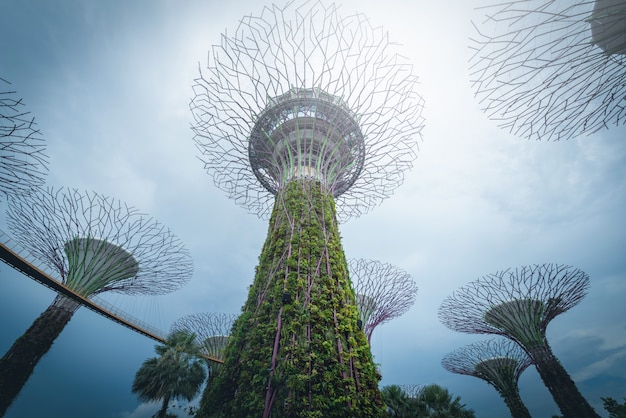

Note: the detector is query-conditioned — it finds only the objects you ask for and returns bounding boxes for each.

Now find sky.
[1,0,625,417]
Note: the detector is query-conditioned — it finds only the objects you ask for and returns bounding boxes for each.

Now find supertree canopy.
[190,1,424,416]
[469,0,626,141]
[191,0,424,222]
[348,258,417,343]
[170,312,237,365]
[442,338,533,418]
[438,263,599,418]
[0,78,48,198]
[0,187,193,416]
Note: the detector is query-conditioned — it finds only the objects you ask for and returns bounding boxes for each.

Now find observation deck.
[249,87,365,197]
[590,0,626,55]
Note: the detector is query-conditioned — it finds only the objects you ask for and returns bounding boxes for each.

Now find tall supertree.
[1,78,48,198]
[190,0,424,416]
[170,312,237,373]
[348,258,417,344]
[438,263,599,418]
[0,187,193,416]
[442,338,533,418]
[469,0,626,141]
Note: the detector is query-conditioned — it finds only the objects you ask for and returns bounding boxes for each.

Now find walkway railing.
[0,229,225,363]
[0,229,168,342]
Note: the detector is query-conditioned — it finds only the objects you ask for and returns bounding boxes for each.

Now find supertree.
[170,312,237,372]
[189,0,424,415]
[171,312,237,414]
[438,263,599,418]
[1,78,48,198]
[0,187,193,416]
[348,258,417,344]
[469,0,626,141]
[442,338,533,418]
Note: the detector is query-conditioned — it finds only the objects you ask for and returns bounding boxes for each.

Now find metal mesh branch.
[438,263,588,345]
[442,338,533,418]
[0,78,48,198]
[170,312,237,362]
[469,0,626,141]
[349,258,417,343]
[6,187,193,296]
[442,338,532,385]
[190,0,424,221]
[399,384,423,399]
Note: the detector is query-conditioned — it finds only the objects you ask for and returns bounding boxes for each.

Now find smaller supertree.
[469,0,626,141]
[348,258,417,343]
[438,263,599,418]
[0,187,193,415]
[0,78,48,198]
[170,312,237,374]
[442,338,533,418]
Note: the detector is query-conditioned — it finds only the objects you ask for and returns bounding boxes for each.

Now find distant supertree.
[470,0,626,141]
[442,338,533,418]
[0,187,193,415]
[190,1,424,416]
[170,312,237,371]
[0,78,48,198]
[348,258,417,343]
[438,263,599,418]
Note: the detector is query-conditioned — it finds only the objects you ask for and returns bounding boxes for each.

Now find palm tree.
[381,385,415,417]
[132,330,206,418]
[417,384,476,418]
[381,384,475,418]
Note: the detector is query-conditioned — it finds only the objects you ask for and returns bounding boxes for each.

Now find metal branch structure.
[442,338,533,418]
[170,312,237,366]
[399,384,423,399]
[469,0,626,141]
[190,0,424,222]
[438,263,599,418]
[0,78,48,198]
[348,258,417,343]
[191,1,424,416]
[0,187,193,416]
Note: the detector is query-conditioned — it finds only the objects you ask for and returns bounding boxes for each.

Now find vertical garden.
[200,179,383,417]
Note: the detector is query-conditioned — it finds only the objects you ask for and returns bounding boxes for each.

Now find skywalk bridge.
[0,229,168,343]
[0,230,225,364]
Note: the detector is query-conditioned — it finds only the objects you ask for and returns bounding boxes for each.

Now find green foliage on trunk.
[0,295,79,416]
[198,180,384,417]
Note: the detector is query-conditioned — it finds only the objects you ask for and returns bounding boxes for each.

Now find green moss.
[198,180,384,417]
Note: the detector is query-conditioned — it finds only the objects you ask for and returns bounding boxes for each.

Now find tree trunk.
[158,395,171,418]
[527,343,600,418]
[0,294,80,416]
[501,390,532,418]
[198,179,384,417]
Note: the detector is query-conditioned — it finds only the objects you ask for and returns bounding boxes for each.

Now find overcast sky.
[1,1,625,417]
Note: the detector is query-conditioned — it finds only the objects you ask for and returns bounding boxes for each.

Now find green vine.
[198,180,384,417]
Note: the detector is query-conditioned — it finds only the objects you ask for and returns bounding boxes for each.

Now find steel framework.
[442,338,533,418]
[0,187,193,415]
[170,312,237,365]
[0,78,48,198]
[190,1,423,416]
[470,0,626,141]
[6,187,193,296]
[438,263,599,417]
[348,258,417,343]
[190,0,424,221]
